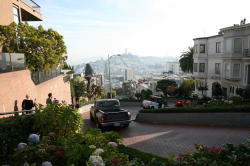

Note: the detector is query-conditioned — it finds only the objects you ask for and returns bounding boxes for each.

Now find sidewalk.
[78,104,93,114]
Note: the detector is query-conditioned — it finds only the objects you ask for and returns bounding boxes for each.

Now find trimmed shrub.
[0,115,36,163]
[118,145,170,165]
[139,105,250,113]
[0,104,83,164]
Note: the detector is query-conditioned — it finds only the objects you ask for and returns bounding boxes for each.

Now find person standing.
[46,93,53,105]
[22,95,34,114]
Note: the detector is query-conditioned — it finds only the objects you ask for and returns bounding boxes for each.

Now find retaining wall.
[0,70,71,115]
[136,113,250,127]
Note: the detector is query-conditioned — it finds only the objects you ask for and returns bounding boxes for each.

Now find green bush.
[0,115,36,163]
[140,105,250,113]
[177,141,250,166]
[0,104,83,164]
[118,145,170,165]
[34,104,83,136]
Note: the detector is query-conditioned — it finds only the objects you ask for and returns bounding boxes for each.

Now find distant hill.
[74,53,178,79]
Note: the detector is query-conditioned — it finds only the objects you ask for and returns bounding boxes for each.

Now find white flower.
[42,161,53,166]
[23,162,29,166]
[89,155,105,166]
[108,142,117,147]
[228,100,233,104]
[18,142,27,151]
[94,148,104,153]
[28,134,40,143]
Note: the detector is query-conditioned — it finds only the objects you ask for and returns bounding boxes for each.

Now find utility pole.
[107,54,121,99]
[108,54,112,98]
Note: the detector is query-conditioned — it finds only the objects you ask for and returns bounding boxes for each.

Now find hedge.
[0,115,36,163]
[118,145,170,165]
[139,105,250,113]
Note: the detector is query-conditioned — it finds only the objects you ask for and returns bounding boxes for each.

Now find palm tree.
[179,47,194,73]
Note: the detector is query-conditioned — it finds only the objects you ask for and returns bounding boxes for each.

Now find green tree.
[212,82,223,97]
[156,79,177,97]
[70,76,87,104]
[87,84,104,100]
[141,89,153,100]
[179,47,194,73]
[0,23,67,71]
[84,63,94,99]
[178,79,195,97]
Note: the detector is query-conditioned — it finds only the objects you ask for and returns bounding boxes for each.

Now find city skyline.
[33,0,250,65]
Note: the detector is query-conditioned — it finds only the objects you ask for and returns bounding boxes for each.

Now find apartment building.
[166,62,182,75]
[0,0,42,25]
[193,21,250,98]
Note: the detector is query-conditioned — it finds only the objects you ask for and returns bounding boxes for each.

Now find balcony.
[19,0,42,21]
[0,53,25,73]
[193,72,207,79]
[243,49,250,57]
[23,0,41,13]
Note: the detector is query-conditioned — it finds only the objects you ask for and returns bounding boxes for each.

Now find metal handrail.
[23,0,41,12]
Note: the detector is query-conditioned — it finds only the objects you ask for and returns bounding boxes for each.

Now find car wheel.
[123,124,129,128]
[96,123,103,129]
[90,113,94,121]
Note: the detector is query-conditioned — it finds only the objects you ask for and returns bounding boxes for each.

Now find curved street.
[81,102,250,158]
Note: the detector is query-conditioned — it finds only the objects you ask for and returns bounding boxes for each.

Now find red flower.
[53,150,64,158]
[207,147,222,154]
[111,158,120,164]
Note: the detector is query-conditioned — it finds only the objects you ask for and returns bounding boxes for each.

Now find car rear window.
[97,101,119,107]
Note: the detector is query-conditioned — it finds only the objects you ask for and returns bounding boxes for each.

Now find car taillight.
[99,116,105,121]
[128,112,132,119]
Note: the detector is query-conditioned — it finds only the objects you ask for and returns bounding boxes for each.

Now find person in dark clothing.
[46,93,53,105]
[22,95,34,114]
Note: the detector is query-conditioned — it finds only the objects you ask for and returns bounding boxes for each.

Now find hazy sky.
[34,0,250,64]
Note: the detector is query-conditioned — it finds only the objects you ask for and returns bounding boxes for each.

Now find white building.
[125,69,135,81]
[166,62,182,74]
[193,21,250,98]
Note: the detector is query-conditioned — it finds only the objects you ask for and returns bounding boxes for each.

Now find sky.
[33,0,250,65]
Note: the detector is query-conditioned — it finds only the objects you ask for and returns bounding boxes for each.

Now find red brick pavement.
[81,105,250,158]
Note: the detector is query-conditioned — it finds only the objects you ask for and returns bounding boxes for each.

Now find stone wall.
[0,70,71,114]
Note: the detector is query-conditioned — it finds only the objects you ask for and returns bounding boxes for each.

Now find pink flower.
[108,142,117,147]
[48,132,55,137]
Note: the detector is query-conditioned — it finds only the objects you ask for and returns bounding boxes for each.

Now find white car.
[142,100,162,109]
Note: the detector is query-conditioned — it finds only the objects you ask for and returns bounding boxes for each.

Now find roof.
[220,23,250,32]
[193,34,222,40]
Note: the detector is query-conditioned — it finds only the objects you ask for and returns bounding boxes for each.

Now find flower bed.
[139,105,250,113]
[1,104,250,166]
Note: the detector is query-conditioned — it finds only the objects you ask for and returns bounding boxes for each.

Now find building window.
[193,63,198,72]
[13,6,20,24]
[200,44,205,53]
[194,45,198,53]
[234,38,242,54]
[215,63,221,74]
[233,64,240,78]
[216,42,221,53]
[225,63,230,78]
[199,63,205,72]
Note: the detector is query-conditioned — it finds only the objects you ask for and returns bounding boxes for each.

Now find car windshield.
[97,100,119,107]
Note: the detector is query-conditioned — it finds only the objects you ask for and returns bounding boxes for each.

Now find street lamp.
[108,54,121,98]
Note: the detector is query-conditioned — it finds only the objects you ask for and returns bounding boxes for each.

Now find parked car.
[90,99,132,128]
[176,100,191,107]
[141,95,164,109]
